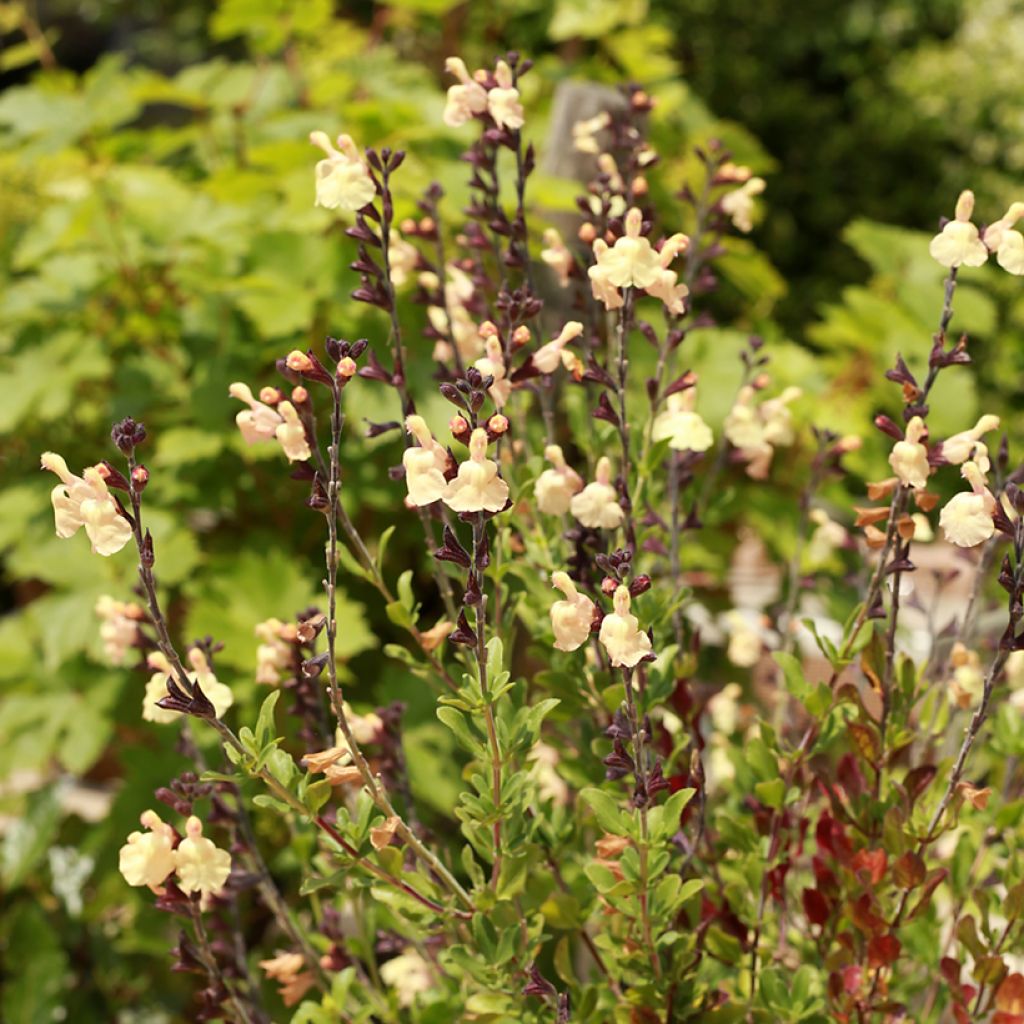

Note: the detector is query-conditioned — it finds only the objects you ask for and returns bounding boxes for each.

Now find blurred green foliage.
[1,0,1023,1019]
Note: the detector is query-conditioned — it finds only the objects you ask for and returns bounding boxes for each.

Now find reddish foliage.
[867,933,901,968]
[851,848,887,886]
[803,887,831,926]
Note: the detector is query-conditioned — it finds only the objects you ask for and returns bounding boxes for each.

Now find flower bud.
[259,387,280,405]
[578,222,597,243]
[132,465,149,491]
[487,414,509,436]
[286,350,315,374]
[291,386,309,404]
[337,357,357,379]
[512,325,531,347]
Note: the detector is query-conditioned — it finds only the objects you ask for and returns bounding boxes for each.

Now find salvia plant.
[39,51,1024,1024]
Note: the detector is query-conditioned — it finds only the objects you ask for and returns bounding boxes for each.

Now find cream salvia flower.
[255,618,293,685]
[229,382,282,444]
[443,428,509,513]
[379,948,433,1008]
[118,810,177,890]
[983,201,1024,275]
[40,453,132,556]
[474,336,511,407]
[588,208,689,314]
[488,59,525,130]
[651,387,713,452]
[549,571,596,652]
[939,460,996,548]
[529,742,570,806]
[310,131,376,212]
[403,415,450,507]
[541,228,574,286]
[535,444,583,515]
[174,816,232,897]
[997,229,1024,275]
[533,321,583,374]
[888,416,930,490]
[723,386,764,450]
[572,111,610,154]
[941,414,1000,465]
[929,190,988,269]
[142,650,233,724]
[805,509,847,566]
[721,176,766,233]
[443,57,488,127]
[760,386,801,446]
[570,456,623,530]
[95,595,143,665]
[722,386,800,480]
[599,585,653,668]
[388,229,419,286]
[274,401,312,463]
[427,264,482,362]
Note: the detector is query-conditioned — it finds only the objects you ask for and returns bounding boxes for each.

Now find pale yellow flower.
[474,336,511,407]
[760,387,801,446]
[541,229,574,287]
[549,571,596,652]
[310,131,376,212]
[529,742,569,806]
[142,649,233,724]
[941,414,1000,466]
[379,948,433,1007]
[443,57,488,127]
[651,388,713,452]
[805,509,847,566]
[533,321,583,374]
[175,816,232,897]
[587,208,689,314]
[888,416,930,490]
[572,111,610,154]
[997,230,1024,275]
[721,176,766,233]
[402,415,450,507]
[95,595,143,665]
[40,453,132,556]
[488,60,524,130]
[442,428,509,513]
[598,585,653,668]
[388,230,419,287]
[939,461,996,548]
[929,190,988,268]
[722,385,799,480]
[255,618,292,686]
[570,456,623,530]
[229,382,282,444]
[723,609,767,668]
[274,401,311,463]
[118,810,177,890]
[723,387,764,450]
[535,444,583,515]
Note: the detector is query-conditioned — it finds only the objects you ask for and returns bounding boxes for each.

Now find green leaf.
[755,778,786,810]
[436,706,483,755]
[580,787,630,836]
[254,690,281,749]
